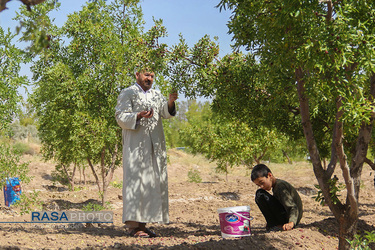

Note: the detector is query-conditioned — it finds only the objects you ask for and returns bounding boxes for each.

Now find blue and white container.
[3,177,22,207]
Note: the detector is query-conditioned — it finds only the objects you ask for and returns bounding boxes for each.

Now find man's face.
[253,173,273,191]
[136,71,155,91]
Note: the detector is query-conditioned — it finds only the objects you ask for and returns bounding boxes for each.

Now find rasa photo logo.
[31,211,113,223]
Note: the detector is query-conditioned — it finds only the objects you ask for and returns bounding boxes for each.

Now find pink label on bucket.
[219,212,251,236]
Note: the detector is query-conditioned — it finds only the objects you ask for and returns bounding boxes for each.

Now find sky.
[0,0,234,99]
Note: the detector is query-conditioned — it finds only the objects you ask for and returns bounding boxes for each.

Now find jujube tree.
[23,0,221,203]
[206,1,375,249]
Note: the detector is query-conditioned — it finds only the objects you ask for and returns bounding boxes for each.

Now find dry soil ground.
[1,148,375,249]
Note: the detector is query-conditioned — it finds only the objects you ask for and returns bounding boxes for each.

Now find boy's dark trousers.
[255,189,288,229]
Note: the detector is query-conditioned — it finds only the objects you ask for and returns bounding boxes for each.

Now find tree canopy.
[180,100,290,172]
[0,27,27,132]
[23,0,219,203]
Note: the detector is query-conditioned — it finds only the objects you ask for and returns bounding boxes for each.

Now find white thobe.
[115,83,175,224]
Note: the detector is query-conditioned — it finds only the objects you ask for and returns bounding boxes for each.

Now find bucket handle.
[229,210,254,221]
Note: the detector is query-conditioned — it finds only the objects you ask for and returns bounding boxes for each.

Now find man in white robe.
[115,70,177,237]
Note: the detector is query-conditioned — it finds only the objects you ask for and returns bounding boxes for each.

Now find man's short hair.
[251,164,272,182]
[134,66,153,75]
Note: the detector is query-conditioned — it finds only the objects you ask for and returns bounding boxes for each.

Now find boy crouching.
[251,164,303,232]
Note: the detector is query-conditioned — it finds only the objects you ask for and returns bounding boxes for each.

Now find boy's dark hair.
[251,164,272,182]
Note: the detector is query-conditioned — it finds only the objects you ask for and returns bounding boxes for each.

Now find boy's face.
[253,172,273,191]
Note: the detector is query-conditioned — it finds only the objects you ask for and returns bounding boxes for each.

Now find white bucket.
[217,206,252,238]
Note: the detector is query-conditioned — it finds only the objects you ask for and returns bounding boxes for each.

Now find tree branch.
[349,72,375,199]
[326,0,333,23]
[334,97,356,209]
[61,163,75,191]
[0,0,11,12]
[364,158,375,171]
[107,144,118,184]
[296,67,344,219]
[19,0,47,5]
[87,157,101,192]
[295,67,321,168]
[17,0,47,11]
[327,97,342,178]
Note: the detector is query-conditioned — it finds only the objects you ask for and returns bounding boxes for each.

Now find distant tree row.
[163,100,307,174]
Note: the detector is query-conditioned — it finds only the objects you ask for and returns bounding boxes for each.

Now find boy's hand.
[282,222,294,231]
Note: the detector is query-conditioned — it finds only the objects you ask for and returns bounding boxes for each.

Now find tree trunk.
[336,73,375,249]
[71,164,76,191]
[253,149,267,165]
[61,163,76,191]
[338,215,358,250]
[296,69,375,250]
[102,180,107,205]
[282,150,292,164]
[101,149,106,205]
[87,157,102,193]
[253,154,260,164]
[83,166,86,185]
[79,166,82,184]
[296,68,346,248]
[87,145,118,205]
